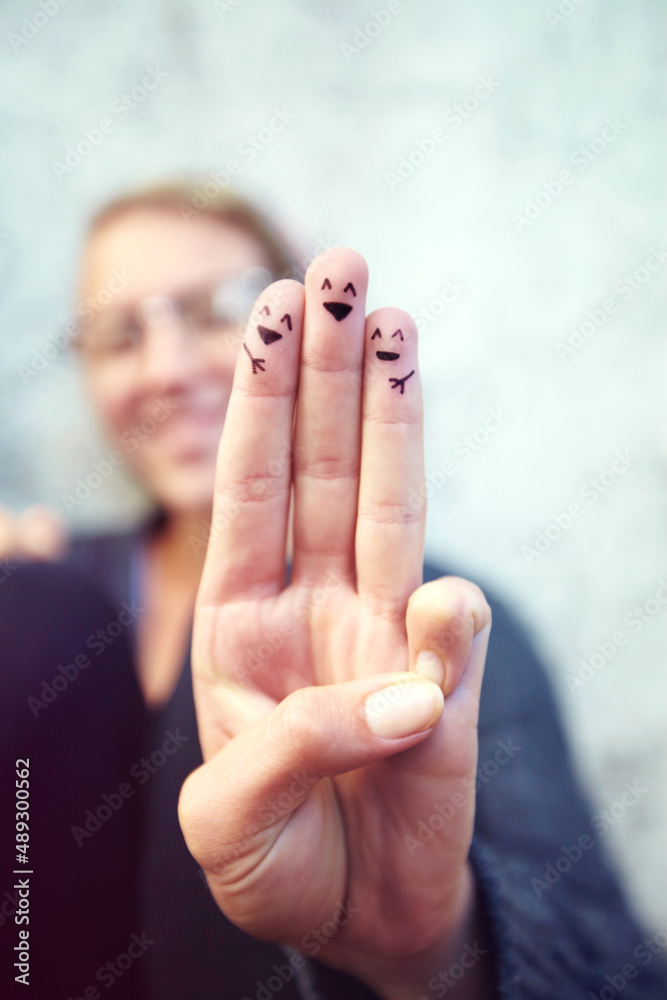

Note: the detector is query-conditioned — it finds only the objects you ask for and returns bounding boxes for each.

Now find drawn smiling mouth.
[376,351,400,361]
[257,324,283,345]
[323,302,353,321]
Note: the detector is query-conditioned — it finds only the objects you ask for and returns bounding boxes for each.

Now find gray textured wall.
[1,0,665,933]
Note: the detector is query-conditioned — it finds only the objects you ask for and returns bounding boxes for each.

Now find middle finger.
[291,248,369,585]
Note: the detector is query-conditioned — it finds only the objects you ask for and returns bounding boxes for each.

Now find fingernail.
[365,679,443,740]
[415,650,445,687]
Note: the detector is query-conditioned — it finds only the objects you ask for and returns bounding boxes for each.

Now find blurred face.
[76,208,273,515]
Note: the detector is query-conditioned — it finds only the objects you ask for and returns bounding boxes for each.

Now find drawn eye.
[260,305,271,315]
[344,282,356,296]
[280,313,292,331]
[371,328,381,339]
[391,329,403,341]
[321,278,332,290]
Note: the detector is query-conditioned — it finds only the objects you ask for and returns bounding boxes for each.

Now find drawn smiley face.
[371,326,415,394]
[243,305,292,374]
[320,277,356,321]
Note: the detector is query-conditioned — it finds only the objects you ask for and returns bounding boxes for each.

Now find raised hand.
[179,249,492,999]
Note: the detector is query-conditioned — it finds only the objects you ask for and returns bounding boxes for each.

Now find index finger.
[197,278,304,606]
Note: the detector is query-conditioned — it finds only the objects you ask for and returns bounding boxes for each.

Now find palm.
[183,249,490,986]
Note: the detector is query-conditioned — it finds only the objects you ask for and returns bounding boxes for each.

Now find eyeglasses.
[73,267,274,362]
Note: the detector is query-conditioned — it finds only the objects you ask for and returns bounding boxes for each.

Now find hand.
[0,504,67,563]
[178,249,493,999]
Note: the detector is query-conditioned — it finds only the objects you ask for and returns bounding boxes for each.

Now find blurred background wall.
[1,0,665,933]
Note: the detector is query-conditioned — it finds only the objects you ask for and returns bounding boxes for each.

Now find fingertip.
[305,246,369,283]
[264,276,305,296]
[362,307,421,412]
[408,577,492,636]
[365,307,417,335]
[304,249,369,320]
[235,277,305,388]
[407,577,492,697]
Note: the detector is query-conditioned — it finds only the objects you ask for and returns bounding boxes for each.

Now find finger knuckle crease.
[358,499,421,526]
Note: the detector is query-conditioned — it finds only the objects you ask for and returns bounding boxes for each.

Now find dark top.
[0,528,665,999]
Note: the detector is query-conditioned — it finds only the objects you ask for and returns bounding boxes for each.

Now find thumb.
[179,671,443,882]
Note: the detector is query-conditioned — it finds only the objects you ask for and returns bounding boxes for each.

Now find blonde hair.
[87,178,299,280]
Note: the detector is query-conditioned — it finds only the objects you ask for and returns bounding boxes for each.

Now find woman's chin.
[147,471,216,521]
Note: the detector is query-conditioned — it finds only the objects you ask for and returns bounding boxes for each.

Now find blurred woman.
[68,184,295,708]
[3,184,317,999]
[1,182,665,1000]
